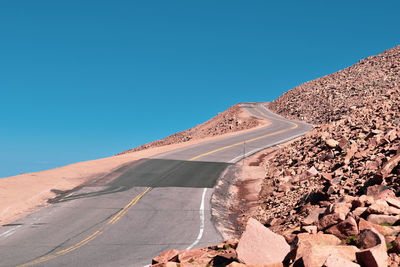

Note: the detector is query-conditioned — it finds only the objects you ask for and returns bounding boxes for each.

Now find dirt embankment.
[119,104,263,154]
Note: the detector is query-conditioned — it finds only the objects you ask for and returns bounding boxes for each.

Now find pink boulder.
[356,228,388,267]
[236,218,290,264]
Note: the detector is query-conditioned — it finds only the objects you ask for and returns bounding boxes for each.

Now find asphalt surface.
[0,103,312,267]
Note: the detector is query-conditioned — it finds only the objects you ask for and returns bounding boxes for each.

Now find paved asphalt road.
[0,103,312,267]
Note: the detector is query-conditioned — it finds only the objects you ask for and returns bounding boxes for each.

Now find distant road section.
[0,103,312,267]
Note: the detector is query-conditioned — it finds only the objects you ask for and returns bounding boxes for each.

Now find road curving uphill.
[0,103,311,267]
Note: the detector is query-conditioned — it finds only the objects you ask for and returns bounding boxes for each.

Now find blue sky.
[0,0,399,178]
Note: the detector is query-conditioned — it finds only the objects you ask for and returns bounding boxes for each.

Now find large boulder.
[301,245,359,267]
[358,218,394,236]
[355,228,389,267]
[294,232,343,265]
[236,218,290,264]
[367,214,400,225]
[326,216,358,239]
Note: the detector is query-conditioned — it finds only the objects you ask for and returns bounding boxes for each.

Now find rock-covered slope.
[257,45,400,228]
[119,104,261,154]
[268,45,400,124]
[252,45,400,266]
[150,45,400,266]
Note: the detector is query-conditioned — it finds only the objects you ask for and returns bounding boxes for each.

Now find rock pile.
[251,45,400,266]
[150,239,239,267]
[268,45,400,125]
[151,45,400,266]
[119,104,261,154]
[151,216,397,266]
[257,89,400,234]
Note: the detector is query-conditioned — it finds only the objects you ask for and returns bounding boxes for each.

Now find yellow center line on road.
[189,104,298,161]
[18,103,298,266]
[17,187,151,267]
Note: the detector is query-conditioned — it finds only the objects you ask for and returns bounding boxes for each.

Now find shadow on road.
[49,158,231,203]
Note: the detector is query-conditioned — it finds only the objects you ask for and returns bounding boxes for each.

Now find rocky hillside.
[251,45,400,266]
[150,45,400,266]
[268,45,400,124]
[257,94,400,233]
[119,104,261,154]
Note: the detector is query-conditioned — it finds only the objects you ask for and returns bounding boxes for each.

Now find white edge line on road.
[184,107,311,253]
[147,105,310,267]
[228,130,311,163]
[186,187,207,250]
[0,225,21,240]
[146,104,310,267]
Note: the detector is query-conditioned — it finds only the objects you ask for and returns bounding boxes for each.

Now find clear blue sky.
[1,0,399,178]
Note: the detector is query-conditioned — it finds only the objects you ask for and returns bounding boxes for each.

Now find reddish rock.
[307,166,319,176]
[381,150,400,178]
[321,172,333,181]
[294,233,342,263]
[367,186,395,200]
[301,245,359,267]
[301,225,317,234]
[227,262,283,267]
[386,197,400,209]
[356,229,382,249]
[236,218,290,264]
[367,214,400,225]
[360,195,375,206]
[358,218,395,236]
[295,232,341,247]
[339,195,356,204]
[387,206,400,215]
[326,216,358,239]
[318,213,344,230]
[344,142,358,165]
[211,252,237,266]
[209,239,238,250]
[152,249,179,264]
[323,254,360,267]
[177,249,207,263]
[392,235,400,254]
[356,228,389,267]
[151,263,178,267]
[351,198,363,209]
[352,207,368,218]
[389,253,400,267]
[366,200,399,215]
[303,207,325,225]
[327,139,339,148]
[326,202,351,218]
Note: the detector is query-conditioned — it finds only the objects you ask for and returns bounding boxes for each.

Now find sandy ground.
[0,110,270,226]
